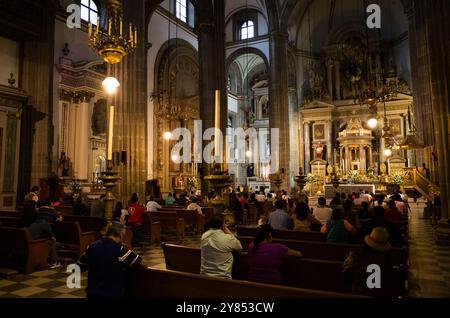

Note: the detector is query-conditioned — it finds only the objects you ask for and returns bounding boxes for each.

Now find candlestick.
[214,90,221,160]
[119,18,123,36]
[96,17,99,35]
[108,19,111,35]
[88,22,92,38]
[134,27,137,46]
[107,105,115,160]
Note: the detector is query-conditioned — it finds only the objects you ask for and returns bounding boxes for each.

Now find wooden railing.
[403,168,440,201]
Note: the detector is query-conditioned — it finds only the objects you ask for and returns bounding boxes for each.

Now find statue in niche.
[91,99,107,135]
[58,152,70,177]
[315,142,324,160]
[175,174,185,189]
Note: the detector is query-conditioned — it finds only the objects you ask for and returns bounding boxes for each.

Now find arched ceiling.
[283,0,408,50]
[225,0,268,21]
[229,53,265,83]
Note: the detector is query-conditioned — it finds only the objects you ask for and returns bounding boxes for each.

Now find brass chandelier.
[88,0,137,64]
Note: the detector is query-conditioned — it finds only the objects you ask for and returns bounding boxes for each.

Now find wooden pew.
[0,210,20,218]
[236,226,327,242]
[158,208,205,234]
[237,236,408,268]
[162,243,406,297]
[0,226,50,273]
[142,213,162,244]
[0,216,24,228]
[54,222,97,258]
[125,267,364,298]
[62,215,107,237]
[149,211,184,241]
[201,207,214,220]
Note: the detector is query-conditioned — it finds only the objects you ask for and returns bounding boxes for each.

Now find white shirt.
[187,203,203,215]
[146,201,162,212]
[200,229,242,279]
[313,205,333,225]
[255,194,266,202]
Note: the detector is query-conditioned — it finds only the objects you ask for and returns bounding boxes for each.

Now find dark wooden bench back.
[125,267,363,298]
[0,226,49,273]
[236,226,326,242]
[0,210,20,218]
[162,243,406,297]
[0,216,24,228]
[62,215,106,236]
[150,211,180,227]
[237,236,408,267]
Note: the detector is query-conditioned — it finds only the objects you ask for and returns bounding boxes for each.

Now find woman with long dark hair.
[247,224,302,285]
[292,202,322,232]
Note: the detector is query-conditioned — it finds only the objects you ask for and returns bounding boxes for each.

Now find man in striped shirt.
[77,222,144,298]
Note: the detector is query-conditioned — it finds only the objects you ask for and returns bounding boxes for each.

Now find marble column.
[304,122,311,174]
[75,97,91,181]
[269,31,290,190]
[334,60,341,100]
[359,146,366,171]
[368,147,373,168]
[326,121,332,164]
[326,59,334,99]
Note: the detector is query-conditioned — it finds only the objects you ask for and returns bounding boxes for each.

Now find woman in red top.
[126,193,146,246]
[384,200,403,222]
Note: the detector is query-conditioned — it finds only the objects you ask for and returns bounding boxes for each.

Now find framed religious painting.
[388,118,403,137]
[313,123,326,141]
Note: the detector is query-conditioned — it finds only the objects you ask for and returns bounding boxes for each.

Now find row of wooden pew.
[159,243,407,297]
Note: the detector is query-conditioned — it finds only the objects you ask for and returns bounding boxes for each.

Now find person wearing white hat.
[342,227,394,297]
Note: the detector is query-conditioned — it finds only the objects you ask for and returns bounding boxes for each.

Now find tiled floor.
[407,203,450,298]
[1,210,449,298]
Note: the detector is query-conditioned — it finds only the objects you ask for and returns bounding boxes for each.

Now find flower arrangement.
[70,179,81,195]
[389,171,405,185]
[305,173,317,185]
[346,170,364,184]
[187,176,199,192]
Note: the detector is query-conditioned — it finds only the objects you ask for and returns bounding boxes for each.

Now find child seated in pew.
[248,224,302,285]
[321,208,356,244]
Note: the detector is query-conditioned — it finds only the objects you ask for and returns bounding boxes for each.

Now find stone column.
[359,146,366,171]
[368,147,373,168]
[269,31,290,190]
[340,147,343,172]
[326,59,334,99]
[326,121,333,164]
[304,122,311,174]
[75,95,92,181]
[334,60,341,100]
[288,87,299,189]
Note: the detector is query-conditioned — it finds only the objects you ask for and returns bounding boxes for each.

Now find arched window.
[240,20,255,40]
[81,0,98,25]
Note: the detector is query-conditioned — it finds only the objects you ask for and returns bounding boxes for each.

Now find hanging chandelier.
[88,0,137,64]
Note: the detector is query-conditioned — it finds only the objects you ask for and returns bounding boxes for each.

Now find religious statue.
[175,174,185,189]
[315,142,324,159]
[91,99,107,135]
[57,152,70,177]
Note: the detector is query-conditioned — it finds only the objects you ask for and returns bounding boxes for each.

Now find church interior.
[0,0,449,300]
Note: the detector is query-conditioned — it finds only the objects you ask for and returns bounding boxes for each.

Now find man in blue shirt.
[268,200,293,230]
[77,222,144,298]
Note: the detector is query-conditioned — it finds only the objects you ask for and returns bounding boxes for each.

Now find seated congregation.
[0,187,409,298]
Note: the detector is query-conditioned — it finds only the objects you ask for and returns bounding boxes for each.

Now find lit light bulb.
[171,154,179,162]
[368,118,378,129]
[102,76,120,95]
[246,150,252,158]
[384,149,392,157]
[163,132,172,140]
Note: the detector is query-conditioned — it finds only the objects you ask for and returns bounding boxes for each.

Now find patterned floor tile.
[10,286,47,297]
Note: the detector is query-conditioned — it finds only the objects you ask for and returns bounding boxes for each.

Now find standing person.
[91,195,106,218]
[313,197,333,225]
[342,227,393,297]
[146,196,162,212]
[248,224,302,285]
[77,222,145,298]
[268,200,293,230]
[200,214,242,279]
[127,193,146,246]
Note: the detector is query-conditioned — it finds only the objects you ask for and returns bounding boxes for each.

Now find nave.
[1,208,449,298]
